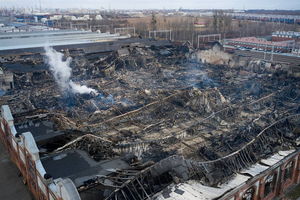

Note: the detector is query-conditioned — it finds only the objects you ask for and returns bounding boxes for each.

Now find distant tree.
[163,16,167,25]
[136,22,148,38]
[238,20,243,28]
[224,15,232,33]
[151,12,157,30]
[212,10,232,34]
[213,12,219,32]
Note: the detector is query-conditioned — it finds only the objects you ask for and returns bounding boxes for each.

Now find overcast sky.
[0,0,299,10]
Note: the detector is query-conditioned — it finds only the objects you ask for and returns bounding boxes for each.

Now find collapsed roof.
[0,39,299,200]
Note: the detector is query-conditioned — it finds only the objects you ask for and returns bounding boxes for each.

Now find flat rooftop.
[15,119,65,143]
[0,30,129,51]
[0,30,89,39]
[41,149,130,187]
[226,37,292,46]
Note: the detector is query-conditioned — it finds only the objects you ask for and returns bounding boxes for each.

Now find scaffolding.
[90,25,111,32]
[148,30,172,40]
[197,34,221,48]
[71,23,89,31]
[114,27,135,36]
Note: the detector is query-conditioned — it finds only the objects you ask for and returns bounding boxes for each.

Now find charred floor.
[0,38,300,200]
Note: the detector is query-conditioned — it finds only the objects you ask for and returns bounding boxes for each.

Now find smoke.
[44,46,97,95]
[69,81,97,94]
[196,45,234,66]
[183,59,217,89]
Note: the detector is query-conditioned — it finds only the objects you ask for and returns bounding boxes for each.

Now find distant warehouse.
[272,31,300,42]
[0,30,129,52]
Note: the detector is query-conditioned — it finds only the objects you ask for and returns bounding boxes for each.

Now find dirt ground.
[0,143,32,200]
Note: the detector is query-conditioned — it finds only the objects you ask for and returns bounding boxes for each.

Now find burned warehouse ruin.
[0,30,300,200]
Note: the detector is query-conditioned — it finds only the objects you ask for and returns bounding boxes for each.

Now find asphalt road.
[0,142,32,200]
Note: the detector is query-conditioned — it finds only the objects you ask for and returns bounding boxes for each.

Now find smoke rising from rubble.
[44,46,97,95]
[184,60,217,89]
[197,45,234,66]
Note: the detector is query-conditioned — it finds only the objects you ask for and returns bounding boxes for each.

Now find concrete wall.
[222,151,300,200]
[0,105,81,200]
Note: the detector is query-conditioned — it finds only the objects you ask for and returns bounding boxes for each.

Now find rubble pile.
[56,134,117,161]
[0,41,299,199]
[196,45,235,66]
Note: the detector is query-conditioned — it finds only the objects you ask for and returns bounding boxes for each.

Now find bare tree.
[151,12,157,30]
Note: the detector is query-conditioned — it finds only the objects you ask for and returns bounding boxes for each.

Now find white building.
[50,15,62,20]
[95,15,103,20]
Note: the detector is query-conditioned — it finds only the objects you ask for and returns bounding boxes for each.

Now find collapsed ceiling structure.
[0,39,299,200]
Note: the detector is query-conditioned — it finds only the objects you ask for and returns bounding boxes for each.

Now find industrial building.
[0,23,57,33]
[0,30,129,51]
[229,13,300,24]
[272,31,300,42]
[0,30,300,200]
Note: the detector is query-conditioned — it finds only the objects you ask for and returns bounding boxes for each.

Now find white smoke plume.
[69,81,97,94]
[44,46,97,95]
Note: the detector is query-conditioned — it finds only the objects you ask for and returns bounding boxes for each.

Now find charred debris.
[0,39,300,200]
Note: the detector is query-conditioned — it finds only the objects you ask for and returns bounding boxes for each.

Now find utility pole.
[191,32,194,47]
[270,45,274,62]
[264,45,267,60]
[292,42,295,54]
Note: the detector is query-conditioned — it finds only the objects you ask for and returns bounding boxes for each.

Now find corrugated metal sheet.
[240,163,268,177]
[155,173,249,200]
[155,150,296,200]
